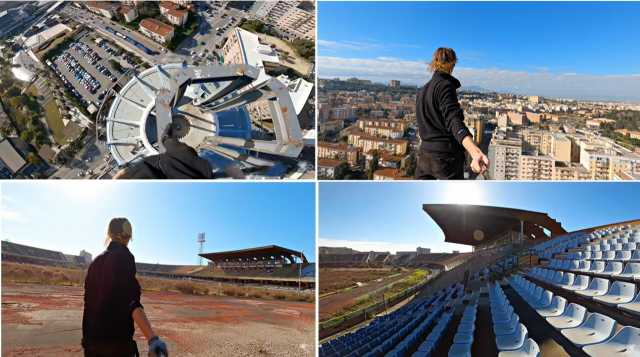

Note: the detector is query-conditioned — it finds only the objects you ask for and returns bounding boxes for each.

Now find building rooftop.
[423,204,566,246]
[0,138,26,174]
[200,245,307,263]
[139,18,174,37]
[318,158,344,168]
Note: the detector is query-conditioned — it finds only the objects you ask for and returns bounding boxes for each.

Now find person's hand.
[470,150,489,174]
[148,336,168,357]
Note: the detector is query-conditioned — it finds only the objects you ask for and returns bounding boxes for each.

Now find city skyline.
[319,182,640,254]
[1,182,316,265]
[318,1,640,102]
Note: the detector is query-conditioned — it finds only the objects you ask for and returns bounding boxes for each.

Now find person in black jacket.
[82,218,169,357]
[416,47,489,179]
[113,123,213,180]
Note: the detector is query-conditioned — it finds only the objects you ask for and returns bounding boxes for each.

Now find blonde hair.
[429,47,457,74]
[105,217,132,246]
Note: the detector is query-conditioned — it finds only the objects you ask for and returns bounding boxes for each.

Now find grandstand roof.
[423,204,567,246]
[200,245,308,263]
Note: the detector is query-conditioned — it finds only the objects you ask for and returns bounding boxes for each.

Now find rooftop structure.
[139,18,174,43]
[22,23,71,49]
[0,138,26,175]
[200,245,308,265]
[103,63,303,175]
[423,204,566,247]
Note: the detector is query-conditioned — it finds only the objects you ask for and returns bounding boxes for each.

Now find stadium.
[2,240,315,356]
[319,204,640,357]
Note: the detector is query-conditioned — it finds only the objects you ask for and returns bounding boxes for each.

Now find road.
[60,5,185,65]
[50,135,113,179]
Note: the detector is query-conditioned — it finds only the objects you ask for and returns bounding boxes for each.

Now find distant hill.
[460,85,494,93]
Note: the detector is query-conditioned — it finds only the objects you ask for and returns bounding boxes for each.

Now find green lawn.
[43,100,66,145]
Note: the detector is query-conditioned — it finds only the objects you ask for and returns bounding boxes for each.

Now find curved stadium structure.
[104,62,303,177]
[320,206,640,357]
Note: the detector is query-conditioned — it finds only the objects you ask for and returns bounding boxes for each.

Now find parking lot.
[47,32,136,109]
[177,2,246,62]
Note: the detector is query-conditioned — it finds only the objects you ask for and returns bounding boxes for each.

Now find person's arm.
[132,307,156,340]
[438,83,490,174]
[122,256,168,355]
[462,136,489,174]
[438,82,472,145]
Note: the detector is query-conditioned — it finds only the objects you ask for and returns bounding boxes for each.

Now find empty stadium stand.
[320,223,640,356]
[1,241,88,267]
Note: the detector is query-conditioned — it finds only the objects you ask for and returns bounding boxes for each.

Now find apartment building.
[553,163,591,180]
[268,2,315,40]
[519,155,554,180]
[348,131,408,156]
[86,2,117,19]
[139,18,174,44]
[522,129,553,155]
[318,159,342,179]
[373,168,403,180]
[159,1,188,26]
[317,141,360,166]
[488,136,521,180]
[118,5,139,23]
[551,134,572,162]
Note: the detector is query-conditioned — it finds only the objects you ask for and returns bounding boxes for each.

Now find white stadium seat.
[497,338,540,357]
[593,281,636,306]
[619,263,640,280]
[560,312,616,347]
[600,262,624,276]
[575,278,610,298]
[536,296,567,317]
[496,323,528,351]
[565,274,590,291]
[582,326,640,357]
[618,291,640,316]
[546,303,587,330]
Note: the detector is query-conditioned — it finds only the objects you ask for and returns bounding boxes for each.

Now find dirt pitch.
[2,283,315,357]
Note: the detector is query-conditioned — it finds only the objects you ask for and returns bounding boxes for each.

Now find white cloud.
[0,208,27,223]
[318,40,382,52]
[318,56,640,102]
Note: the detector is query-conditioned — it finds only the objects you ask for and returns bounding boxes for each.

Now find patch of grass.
[44,99,66,145]
[2,262,315,302]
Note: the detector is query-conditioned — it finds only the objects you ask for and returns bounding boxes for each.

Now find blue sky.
[1,182,315,264]
[319,182,640,254]
[318,1,640,102]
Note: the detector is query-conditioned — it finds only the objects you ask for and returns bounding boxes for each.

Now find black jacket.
[416,71,472,153]
[119,139,213,179]
[82,242,142,344]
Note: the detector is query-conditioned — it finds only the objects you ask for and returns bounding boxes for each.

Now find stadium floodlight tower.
[105,62,304,176]
[197,232,205,266]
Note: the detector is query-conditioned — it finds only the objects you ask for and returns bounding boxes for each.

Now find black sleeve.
[118,253,143,316]
[437,82,472,144]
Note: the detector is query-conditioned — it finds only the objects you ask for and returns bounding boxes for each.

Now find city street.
[61,6,185,65]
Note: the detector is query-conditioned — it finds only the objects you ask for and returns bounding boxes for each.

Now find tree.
[26,152,41,165]
[20,129,34,143]
[334,162,350,180]
[108,59,123,73]
[405,153,417,177]
[367,150,380,180]
[290,39,314,61]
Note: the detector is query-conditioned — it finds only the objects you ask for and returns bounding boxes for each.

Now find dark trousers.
[83,340,139,357]
[415,150,465,180]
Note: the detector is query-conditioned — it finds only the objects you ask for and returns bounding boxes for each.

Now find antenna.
[197,232,206,266]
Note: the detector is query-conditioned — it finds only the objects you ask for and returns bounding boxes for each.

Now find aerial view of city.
[0,1,315,179]
[317,2,640,180]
